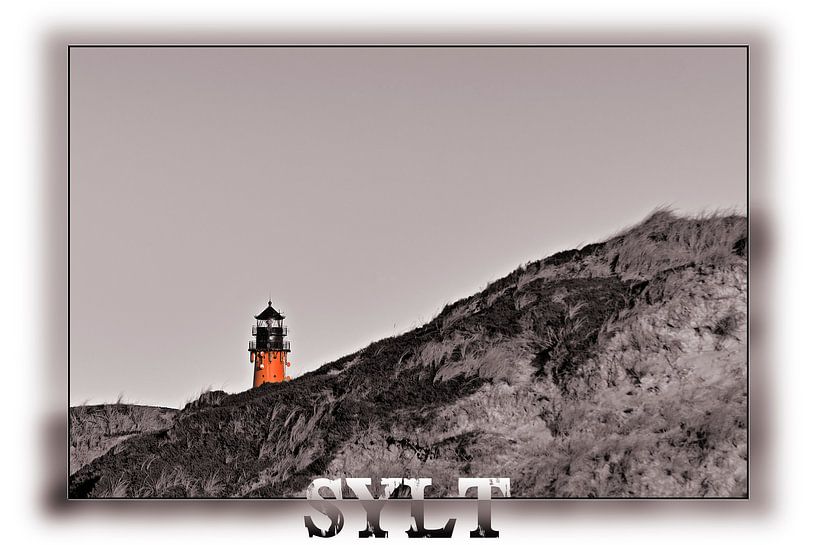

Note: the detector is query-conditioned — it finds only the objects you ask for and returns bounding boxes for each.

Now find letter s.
[304,478,344,538]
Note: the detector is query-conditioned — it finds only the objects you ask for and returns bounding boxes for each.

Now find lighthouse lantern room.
[249,300,292,387]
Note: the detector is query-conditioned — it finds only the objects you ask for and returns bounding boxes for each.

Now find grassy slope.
[69,210,747,498]
[70,404,178,476]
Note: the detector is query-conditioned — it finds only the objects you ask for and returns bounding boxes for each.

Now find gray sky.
[69,46,746,407]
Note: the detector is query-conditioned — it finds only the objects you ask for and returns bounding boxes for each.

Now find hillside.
[69,403,178,476]
[69,209,748,498]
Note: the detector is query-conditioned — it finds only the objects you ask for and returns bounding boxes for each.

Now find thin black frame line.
[67,43,749,48]
[66,43,751,501]
[745,44,751,500]
[69,497,749,501]
[66,44,71,502]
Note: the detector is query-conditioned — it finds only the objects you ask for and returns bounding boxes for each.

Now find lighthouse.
[248,300,292,387]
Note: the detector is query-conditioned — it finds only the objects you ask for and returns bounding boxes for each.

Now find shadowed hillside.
[70,403,178,476]
[69,209,748,498]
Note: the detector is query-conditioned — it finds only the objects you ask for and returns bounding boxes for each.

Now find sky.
[69,46,747,407]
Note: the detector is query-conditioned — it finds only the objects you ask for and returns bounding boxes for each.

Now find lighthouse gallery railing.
[249,340,291,351]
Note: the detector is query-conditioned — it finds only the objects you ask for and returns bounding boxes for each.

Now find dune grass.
[70,209,747,498]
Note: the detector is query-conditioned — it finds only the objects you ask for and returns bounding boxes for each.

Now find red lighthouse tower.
[249,300,292,387]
